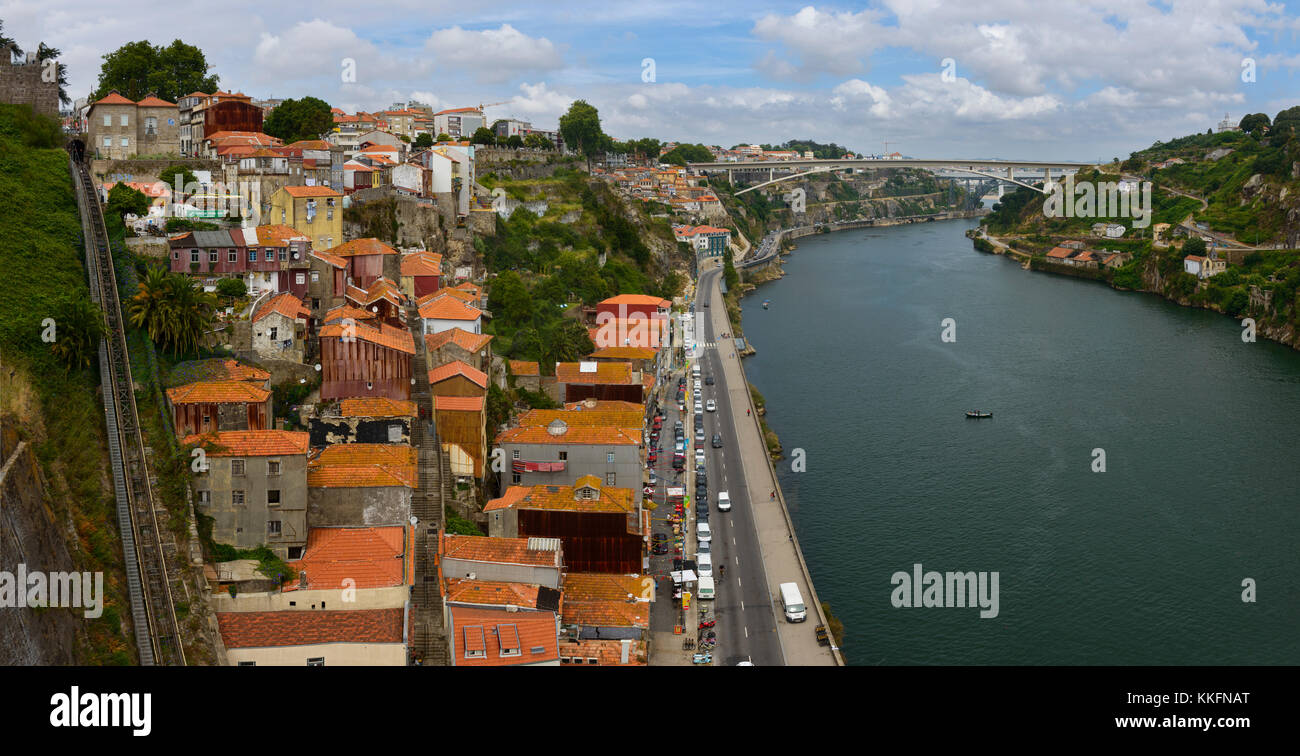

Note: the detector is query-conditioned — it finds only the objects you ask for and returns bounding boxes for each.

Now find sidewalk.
[704,267,841,666]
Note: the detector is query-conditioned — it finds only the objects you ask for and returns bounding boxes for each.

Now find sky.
[5,0,1300,160]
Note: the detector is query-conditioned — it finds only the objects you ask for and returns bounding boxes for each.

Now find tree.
[158,164,199,193]
[1239,113,1271,138]
[263,96,334,143]
[36,43,70,105]
[1182,236,1207,257]
[413,133,433,150]
[106,183,150,225]
[435,133,452,142]
[559,100,603,169]
[470,126,496,145]
[95,39,218,103]
[506,134,524,148]
[50,297,106,372]
[523,132,552,150]
[488,270,534,327]
[127,270,217,355]
[215,277,247,299]
[660,143,714,166]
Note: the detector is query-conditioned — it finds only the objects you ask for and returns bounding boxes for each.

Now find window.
[265,250,274,261]
[248,249,257,262]
[102,136,112,147]
[267,490,281,506]
[267,460,281,476]
[512,450,520,459]
[209,250,218,263]
[560,656,571,664]
[231,459,246,476]
[287,547,304,560]
[280,209,286,223]
[607,451,616,463]
[238,661,256,666]
[102,115,111,127]
[606,472,617,486]
[145,117,157,135]
[229,250,238,263]
[306,657,324,666]
[311,298,319,310]
[511,473,521,484]
[269,326,278,340]
[119,115,128,127]
[311,270,320,283]
[279,249,287,261]
[295,273,305,285]
[558,451,568,461]
[268,520,281,535]
[388,424,403,443]
[232,490,245,507]
[197,490,211,506]
[587,657,599,665]
[191,251,199,264]
[120,137,129,147]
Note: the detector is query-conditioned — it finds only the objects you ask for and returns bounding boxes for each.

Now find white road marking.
[741,600,745,611]
[745,627,749,638]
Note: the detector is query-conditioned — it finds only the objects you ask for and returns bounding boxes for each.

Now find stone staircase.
[406,306,450,666]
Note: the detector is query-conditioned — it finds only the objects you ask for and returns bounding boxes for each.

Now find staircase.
[406,306,450,666]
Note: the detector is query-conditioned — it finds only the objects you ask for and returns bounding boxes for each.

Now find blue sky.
[6,0,1300,159]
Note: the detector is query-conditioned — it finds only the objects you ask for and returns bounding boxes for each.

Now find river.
[741,217,1300,665]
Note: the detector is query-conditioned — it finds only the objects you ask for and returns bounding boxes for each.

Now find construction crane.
[479,101,511,112]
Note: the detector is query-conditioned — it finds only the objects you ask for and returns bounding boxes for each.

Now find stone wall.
[0,46,60,119]
[91,157,222,186]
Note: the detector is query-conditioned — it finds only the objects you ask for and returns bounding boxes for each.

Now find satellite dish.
[314,363,322,371]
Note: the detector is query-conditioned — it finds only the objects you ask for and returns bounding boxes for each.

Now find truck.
[778,582,806,622]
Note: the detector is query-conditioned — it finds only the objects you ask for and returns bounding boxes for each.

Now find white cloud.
[426,24,563,83]
[752,5,888,79]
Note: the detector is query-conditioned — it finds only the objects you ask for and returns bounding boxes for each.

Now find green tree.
[127,268,217,355]
[50,297,106,372]
[1239,113,1271,138]
[413,133,434,150]
[0,20,22,58]
[435,132,452,142]
[215,277,246,299]
[660,143,714,166]
[470,126,496,145]
[36,43,70,105]
[95,39,218,103]
[559,100,603,169]
[263,96,334,143]
[105,183,150,226]
[523,132,552,150]
[1182,236,1207,257]
[506,134,524,148]
[158,164,199,193]
[488,270,534,327]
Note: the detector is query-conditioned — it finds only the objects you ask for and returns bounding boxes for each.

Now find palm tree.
[128,266,172,342]
[0,21,21,59]
[128,268,216,355]
[50,298,106,372]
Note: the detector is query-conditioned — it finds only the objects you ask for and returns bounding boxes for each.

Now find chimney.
[620,638,631,664]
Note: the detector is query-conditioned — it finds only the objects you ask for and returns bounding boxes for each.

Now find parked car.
[697,522,712,544]
[694,401,703,414]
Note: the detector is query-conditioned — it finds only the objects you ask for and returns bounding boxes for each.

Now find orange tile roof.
[449,607,558,666]
[558,638,647,665]
[284,526,412,591]
[435,395,485,412]
[92,92,135,106]
[310,248,348,268]
[517,408,642,430]
[339,397,418,417]
[217,609,404,648]
[325,238,398,257]
[454,282,480,296]
[318,320,415,354]
[346,277,405,308]
[322,304,377,324]
[599,294,671,308]
[1047,246,1074,259]
[418,295,482,321]
[494,424,640,446]
[249,224,309,246]
[280,185,342,198]
[166,380,270,404]
[400,251,443,277]
[563,572,651,603]
[508,360,540,376]
[181,430,310,457]
[555,361,634,385]
[562,399,644,412]
[286,139,333,151]
[253,292,309,323]
[428,360,487,389]
[484,481,634,514]
[444,579,542,608]
[420,286,474,304]
[424,328,492,354]
[308,444,417,488]
[588,346,658,360]
[440,534,564,568]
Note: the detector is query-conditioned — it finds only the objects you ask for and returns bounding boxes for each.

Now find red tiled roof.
[599,294,672,308]
[311,249,348,268]
[424,328,492,355]
[400,251,443,277]
[308,444,417,488]
[434,395,485,412]
[181,430,310,457]
[280,185,342,198]
[92,92,135,106]
[444,578,542,608]
[494,424,640,446]
[449,607,558,666]
[555,361,634,385]
[484,481,634,513]
[217,609,404,648]
[440,534,563,568]
[318,320,415,354]
[166,380,270,404]
[508,360,540,376]
[136,95,176,108]
[248,224,309,246]
[428,360,487,389]
[325,238,398,258]
[253,292,309,323]
[339,397,418,417]
[284,526,413,591]
[418,295,482,321]
[1046,246,1075,259]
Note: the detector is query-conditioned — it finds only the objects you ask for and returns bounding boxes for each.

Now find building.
[317,318,415,401]
[432,106,486,138]
[86,90,181,159]
[307,443,416,527]
[251,292,310,362]
[1185,254,1227,279]
[673,225,731,257]
[485,476,642,573]
[439,534,564,588]
[560,572,652,635]
[325,238,398,289]
[554,361,645,404]
[495,419,642,500]
[0,44,60,118]
[447,606,560,666]
[181,91,262,156]
[166,380,272,437]
[186,430,310,558]
[217,608,406,665]
[424,328,493,374]
[435,394,487,480]
[508,360,541,392]
[268,185,343,250]
[399,251,443,299]
[310,398,418,446]
[418,291,483,335]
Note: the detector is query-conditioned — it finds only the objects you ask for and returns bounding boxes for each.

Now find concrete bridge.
[690,157,1095,196]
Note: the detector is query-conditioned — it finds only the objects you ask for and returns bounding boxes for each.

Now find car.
[695,428,705,442]
[705,399,716,412]
[705,375,714,385]
[695,448,705,462]
[696,539,711,554]
[678,400,686,412]
[717,491,731,512]
[712,433,723,448]
[652,543,670,555]
[694,414,704,427]
[703,300,710,308]
[697,552,713,577]
[674,419,684,431]
[697,522,712,544]
[694,380,702,392]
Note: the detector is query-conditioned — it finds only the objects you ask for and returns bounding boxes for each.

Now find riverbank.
[974,227,1300,351]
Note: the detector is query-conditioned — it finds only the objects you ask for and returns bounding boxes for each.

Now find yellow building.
[268,186,343,250]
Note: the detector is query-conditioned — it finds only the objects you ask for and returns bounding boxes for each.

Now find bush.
[215,277,246,299]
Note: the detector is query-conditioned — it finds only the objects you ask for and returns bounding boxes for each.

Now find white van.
[778,582,806,622]
[717,491,731,511]
[696,552,713,577]
[692,363,701,379]
[696,521,712,544]
[697,575,715,600]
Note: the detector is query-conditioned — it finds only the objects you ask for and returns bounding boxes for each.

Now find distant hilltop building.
[1217,113,1241,133]
[0,43,60,119]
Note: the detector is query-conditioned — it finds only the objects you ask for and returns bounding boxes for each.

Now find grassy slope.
[0,105,134,664]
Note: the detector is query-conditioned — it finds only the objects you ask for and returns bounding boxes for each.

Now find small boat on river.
[762,300,770,309]
[965,411,993,418]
